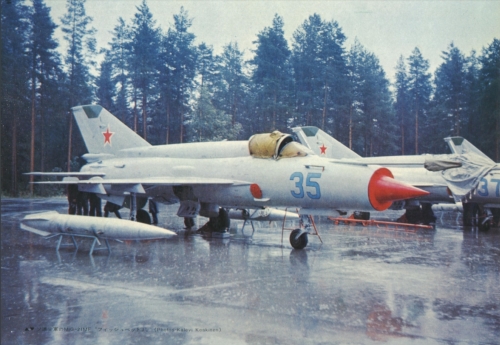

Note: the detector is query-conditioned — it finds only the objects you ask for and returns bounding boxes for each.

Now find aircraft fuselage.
[82,155,390,213]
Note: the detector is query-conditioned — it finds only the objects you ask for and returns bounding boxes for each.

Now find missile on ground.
[21,211,177,240]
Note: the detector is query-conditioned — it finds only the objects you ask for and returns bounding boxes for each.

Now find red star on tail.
[320,144,327,154]
[103,126,114,145]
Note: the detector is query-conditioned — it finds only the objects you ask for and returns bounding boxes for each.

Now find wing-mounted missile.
[432,203,463,212]
[228,208,299,222]
[21,211,176,241]
[227,208,300,236]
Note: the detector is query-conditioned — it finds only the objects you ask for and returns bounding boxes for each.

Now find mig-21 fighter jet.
[28,105,428,249]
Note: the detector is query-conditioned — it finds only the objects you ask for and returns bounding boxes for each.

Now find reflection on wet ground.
[2,198,499,344]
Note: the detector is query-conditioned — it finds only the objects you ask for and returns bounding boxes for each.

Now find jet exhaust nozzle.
[368,168,430,211]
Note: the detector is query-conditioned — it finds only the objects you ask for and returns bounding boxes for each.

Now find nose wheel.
[290,229,308,249]
[281,211,322,249]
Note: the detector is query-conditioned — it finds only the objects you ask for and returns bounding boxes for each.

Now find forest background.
[1,0,499,196]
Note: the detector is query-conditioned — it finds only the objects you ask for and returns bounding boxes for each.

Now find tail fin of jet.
[72,105,151,155]
[292,126,361,159]
[444,137,494,164]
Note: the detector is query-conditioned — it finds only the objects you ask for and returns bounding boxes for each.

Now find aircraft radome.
[27,105,429,249]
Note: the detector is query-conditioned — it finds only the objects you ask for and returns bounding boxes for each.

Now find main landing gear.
[463,203,498,231]
[136,209,151,224]
[397,203,436,226]
[198,208,230,233]
[127,193,153,225]
[184,217,195,229]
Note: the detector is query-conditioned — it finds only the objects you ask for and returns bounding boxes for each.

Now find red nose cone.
[368,168,430,211]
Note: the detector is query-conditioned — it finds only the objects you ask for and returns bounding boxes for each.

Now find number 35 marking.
[290,172,321,199]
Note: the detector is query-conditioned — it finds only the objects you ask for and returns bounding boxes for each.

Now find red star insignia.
[103,126,114,145]
[320,144,327,154]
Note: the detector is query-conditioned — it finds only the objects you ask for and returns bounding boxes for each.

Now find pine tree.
[27,0,61,194]
[187,86,241,142]
[462,50,480,145]
[346,40,365,151]
[128,0,160,141]
[1,0,31,195]
[394,56,410,154]
[291,14,347,135]
[61,0,96,170]
[96,50,115,111]
[163,7,197,143]
[251,14,293,132]
[476,39,500,160]
[213,42,249,138]
[430,43,468,153]
[407,48,432,154]
[108,17,131,123]
[347,41,396,156]
[197,43,217,89]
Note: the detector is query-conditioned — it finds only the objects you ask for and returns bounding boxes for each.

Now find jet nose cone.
[368,168,429,211]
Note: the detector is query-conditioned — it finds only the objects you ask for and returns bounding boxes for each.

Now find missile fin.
[20,224,52,236]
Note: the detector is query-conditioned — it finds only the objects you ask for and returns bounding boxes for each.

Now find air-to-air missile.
[21,211,177,254]
[21,211,176,240]
[227,208,300,236]
[227,208,299,222]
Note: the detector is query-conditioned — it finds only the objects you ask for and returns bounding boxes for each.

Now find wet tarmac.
[1,197,499,345]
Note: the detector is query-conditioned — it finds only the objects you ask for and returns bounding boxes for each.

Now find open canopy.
[248,131,312,159]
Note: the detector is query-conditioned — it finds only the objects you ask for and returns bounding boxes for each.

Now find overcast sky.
[44,0,500,80]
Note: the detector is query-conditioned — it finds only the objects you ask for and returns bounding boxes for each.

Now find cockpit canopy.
[248,131,313,159]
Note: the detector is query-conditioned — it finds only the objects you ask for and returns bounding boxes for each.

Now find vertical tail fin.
[444,136,494,163]
[72,105,151,155]
[292,126,361,159]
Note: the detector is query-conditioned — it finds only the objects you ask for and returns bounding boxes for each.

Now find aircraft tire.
[462,203,474,226]
[491,208,500,227]
[421,203,436,225]
[184,217,195,228]
[405,207,423,224]
[290,229,308,250]
[136,209,151,224]
[479,221,490,232]
[209,208,230,232]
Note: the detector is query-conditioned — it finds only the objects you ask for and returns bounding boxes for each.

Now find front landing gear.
[282,212,322,250]
[290,229,308,250]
